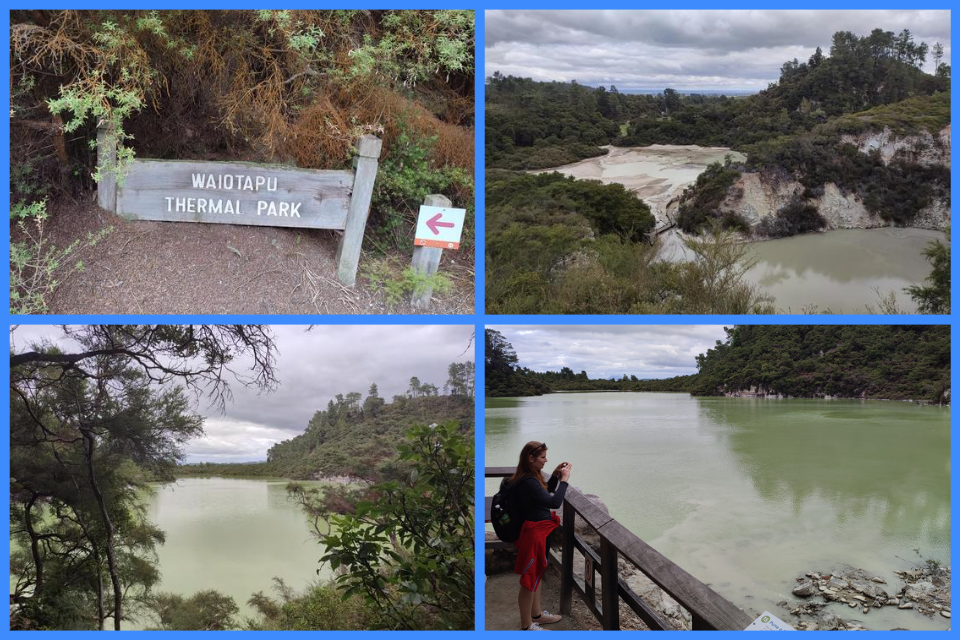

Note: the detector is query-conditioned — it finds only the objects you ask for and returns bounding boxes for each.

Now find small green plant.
[364,258,453,308]
[913,548,944,572]
[10,199,112,314]
[48,78,143,186]
[344,10,473,86]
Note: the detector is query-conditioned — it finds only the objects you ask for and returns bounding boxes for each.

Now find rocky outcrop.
[719,126,951,235]
[783,564,951,630]
[840,125,951,168]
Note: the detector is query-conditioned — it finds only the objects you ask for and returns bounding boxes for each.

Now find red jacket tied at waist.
[514,512,560,591]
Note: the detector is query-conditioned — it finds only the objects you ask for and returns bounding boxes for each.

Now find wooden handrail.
[485,467,751,631]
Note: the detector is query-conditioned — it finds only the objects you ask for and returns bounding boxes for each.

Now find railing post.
[96,122,117,212]
[585,554,596,613]
[559,500,574,614]
[600,537,620,630]
[410,193,450,308]
[337,134,382,286]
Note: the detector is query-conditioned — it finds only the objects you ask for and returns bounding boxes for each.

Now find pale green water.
[744,228,948,314]
[139,477,329,627]
[486,392,950,630]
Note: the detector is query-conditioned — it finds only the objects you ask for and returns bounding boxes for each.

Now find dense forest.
[10,326,474,630]
[485,27,950,314]
[485,327,949,403]
[11,10,474,313]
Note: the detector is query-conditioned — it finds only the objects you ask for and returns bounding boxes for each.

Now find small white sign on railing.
[745,612,795,631]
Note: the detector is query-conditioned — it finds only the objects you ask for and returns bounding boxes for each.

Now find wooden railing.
[485,467,752,631]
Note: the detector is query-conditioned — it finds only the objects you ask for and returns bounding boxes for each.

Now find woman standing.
[506,441,572,631]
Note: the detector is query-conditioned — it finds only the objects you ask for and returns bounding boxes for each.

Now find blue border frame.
[2,4,956,636]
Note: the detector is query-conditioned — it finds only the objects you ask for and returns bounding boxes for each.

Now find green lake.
[485,392,950,630]
[137,477,330,627]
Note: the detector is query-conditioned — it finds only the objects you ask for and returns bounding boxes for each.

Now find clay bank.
[721,126,951,233]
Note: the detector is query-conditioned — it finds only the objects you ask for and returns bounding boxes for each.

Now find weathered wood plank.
[115,159,353,229]
[564,487,615,531]
[601,520,752,630]
[618,579,669,630]
[337,134,382,285]
[485,538,514,550]
[410,194,451,308]
[485,466,514,477]
[97,125,117,212]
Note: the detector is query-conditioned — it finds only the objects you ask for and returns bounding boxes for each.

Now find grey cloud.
[485,10,951,90]
[488,325,727,379]
[12,324,475,462]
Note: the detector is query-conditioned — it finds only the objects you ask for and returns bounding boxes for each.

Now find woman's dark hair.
[508,440,548,489]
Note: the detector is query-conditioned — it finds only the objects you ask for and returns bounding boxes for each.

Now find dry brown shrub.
[284,81,474,173]
[11,10,473,180]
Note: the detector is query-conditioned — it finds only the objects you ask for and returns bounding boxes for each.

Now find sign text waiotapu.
[96,125,382,286]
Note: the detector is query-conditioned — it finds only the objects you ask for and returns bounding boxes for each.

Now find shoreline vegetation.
[485,326,949,403]
[485,26,950,314]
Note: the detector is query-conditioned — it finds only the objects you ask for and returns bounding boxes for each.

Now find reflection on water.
[744,228,947,313]
[696,397,949,544]
[485,393,950,629]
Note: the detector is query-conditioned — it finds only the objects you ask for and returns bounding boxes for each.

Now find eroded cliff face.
[841,124,951,168]
[720,126,951,235]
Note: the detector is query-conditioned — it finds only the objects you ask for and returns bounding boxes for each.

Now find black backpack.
[491,477,523,543]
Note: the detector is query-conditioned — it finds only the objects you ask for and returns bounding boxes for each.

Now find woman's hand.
[558,463,572,481]
[552,462,569,478]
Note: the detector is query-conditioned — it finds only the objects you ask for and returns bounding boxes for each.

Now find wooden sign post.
[96,125,381,286]
[411,194,466,308]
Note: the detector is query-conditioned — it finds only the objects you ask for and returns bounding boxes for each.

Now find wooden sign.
[116,161,354,229]
[97,126,382,286]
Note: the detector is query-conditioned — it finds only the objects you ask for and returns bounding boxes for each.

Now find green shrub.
[371,125,473,251]
[676,160,747,233]
[10,200,112,314]
[905,236,950,314]
[756,198,827,238]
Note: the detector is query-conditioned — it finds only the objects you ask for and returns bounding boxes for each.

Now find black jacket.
[505,474,568,523]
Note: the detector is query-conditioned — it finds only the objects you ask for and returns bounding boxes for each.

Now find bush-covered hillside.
[266,393,473,480]
[485,327,950,403]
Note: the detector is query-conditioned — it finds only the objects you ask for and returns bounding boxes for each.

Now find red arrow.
[426,212,455,235]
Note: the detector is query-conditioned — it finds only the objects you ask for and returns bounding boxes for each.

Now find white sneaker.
[524,623,546,630]
[535,610,562,625]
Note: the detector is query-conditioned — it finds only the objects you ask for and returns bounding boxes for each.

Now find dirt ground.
[39,198,474,315]
[486,567,593,631]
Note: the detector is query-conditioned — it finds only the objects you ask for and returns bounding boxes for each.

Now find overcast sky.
[488,325,728,380]
[486,10,951,92]
[12,325,474,463]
